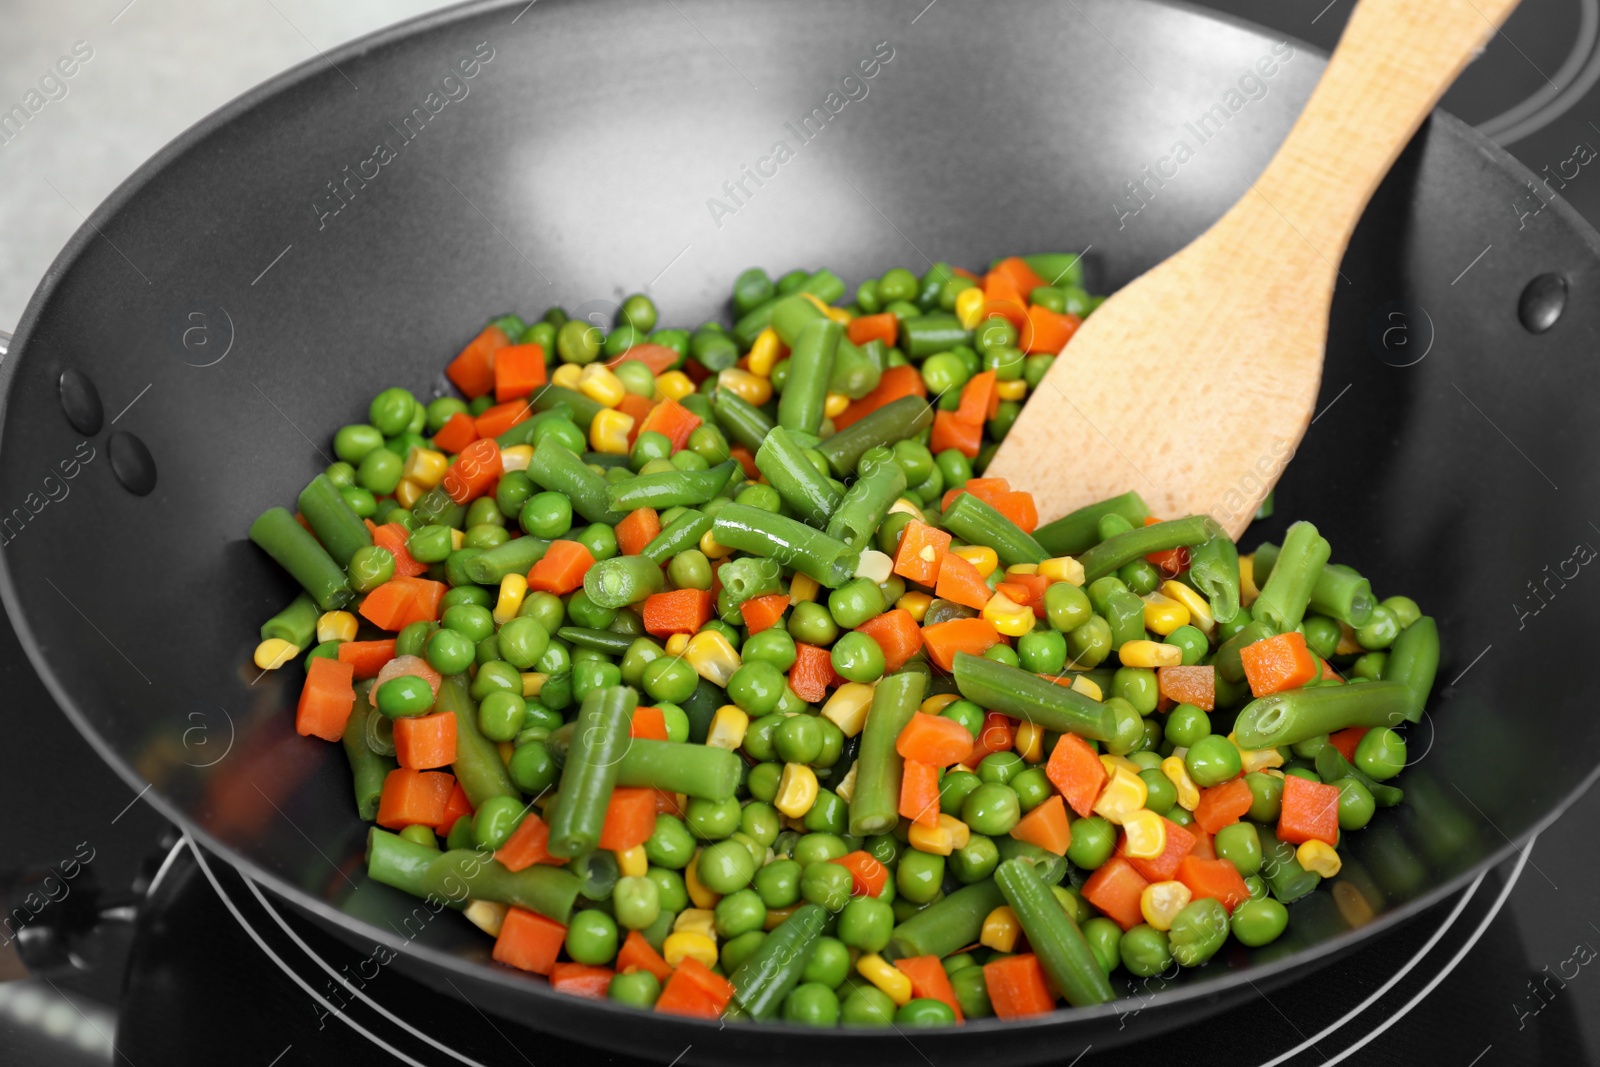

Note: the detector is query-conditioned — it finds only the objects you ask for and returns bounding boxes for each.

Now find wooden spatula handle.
[1250,0,1520,259]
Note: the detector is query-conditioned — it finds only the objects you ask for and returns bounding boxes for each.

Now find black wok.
[2,0,1595,1061]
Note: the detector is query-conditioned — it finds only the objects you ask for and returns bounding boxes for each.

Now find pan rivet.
[58,369,103,436]
[108,431,157,496]
[1517,273,1567,334]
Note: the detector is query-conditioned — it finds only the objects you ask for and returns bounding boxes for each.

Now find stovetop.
[6,0,1600,1064]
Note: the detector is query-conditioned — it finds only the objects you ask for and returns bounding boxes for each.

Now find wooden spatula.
[990,0,1520,539]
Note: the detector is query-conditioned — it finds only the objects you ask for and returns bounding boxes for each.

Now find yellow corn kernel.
[500,443,534,472]
[589,408,634,455]
[1118,639,1182,669]
[699,528,734,560]
[1264,768,1286,781]
[955,286,988,330]
[1336,622,1364,655]
[823,392,851,419]
[1071,675,1104,702]
[656,370,696,401]
[1161,756,1201,811]
[907,820,955,856]
[1141,593,1191,636]
[402,447,450,489]
[888,497,923,518]
[801,293,852,324]
[551,363,583,390]
[1239,555,1260,607]
[577,363,626,407]
[520,672,547,698]
[920,693,959,715]
[763,905,798,931]
[952,545,999,578]
[684,854,722,910]
[253,638,299,670]
[980,906,1021,952]
[497,740,515,767]
[939,813,971,850]
[1005,563,1038,577]
[450,528,466,551]
[995,378,1028,401]
[1014,720,1045,763]
[1092,765,1149,825]
[1038,556,1086,585]
[1140,881,1193,932]
[663,931,719,969]
[897,591,933,622]
[685,630,740,687]
[317,610,358,644]
[1230,732,1285,773]
[665,633,690,657]
[1297,840,1343,878]
[493,573,528,625]
[982,592,1035,637]
[774,762,819,819]
[718,367,772,406]
[393,477,425,509]
[672,908,717,939]
[1161,580,1215,635]
[856,954,913,1007]
[833,762,860,803]
[747,328,784,376]
[1121,808,1169,859]
[463,899,509,938]
[706,704,750,750]
[616,845,649,879]
[789,573,821,603]
[822,682,876,737]
[1100,753,1141,776]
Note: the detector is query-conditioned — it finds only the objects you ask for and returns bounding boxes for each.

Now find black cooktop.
[7,1,1600,1063]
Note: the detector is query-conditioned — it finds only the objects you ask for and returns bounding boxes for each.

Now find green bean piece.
[547,686,636,857]
[1077,515,1224,584]
[826,450,908,551]
[712,504,861,588]
[756,427,842,527]
[828,338,882,400]
[1314,746,1403,807]
[261,592,319,648]
[728,903,829,1021]
[1017,253,1085,287]
[1188,535,1242,624]
[1215,620,1274,684]
[1251,542,1279,585]
[719,556,784,607]
[296,473,374,567]
[993,837,1068,888]
[848,671,927,836]
[941,492,1048,568]
[1258,827,1321,904]
[712,390,776,453]
[527,438,627,525]
[413,486,468,530]
[495,405,573,448]
[639,508,713,566]
[818,396,934,479]
[530,385,604,431]
[952,652,1115,741]
[249,507,355,611]
[584,554,667,610]
[435,674,519,807]
[885,880,1005,961]
[546,726,742,800]
[779,318,840,435]
[342,682,396,821]
[609,461,738,511]
[419,849,581,923]
[1032,491,1151,557]
[899,314,970,359]
[1308,563,1375,628]
[1233,680,1413,749]
[366,828,461,905]
[463,536,550,585]
[1251,521,1331,634]
[994,858,1114,1006]
[556,627,636,657]
[1386,616,1439,724]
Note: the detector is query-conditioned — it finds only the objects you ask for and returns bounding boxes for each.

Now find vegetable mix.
[249,254,1440,1026]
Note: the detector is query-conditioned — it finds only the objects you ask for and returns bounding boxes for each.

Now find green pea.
[752,858,802,910]
[788,601,839,646]
[357,448,403,495]
[961,783,1020,836]
[471,795,524,851]
[939,770,984,817]
[555,318,602,365]
[921,353,971,396]
[1018,629,1067,676]
[341,545,392,594]
[1103,696,1145,757]
[1112,667,1159,715]
[462,523,508,551]
[470,661,522,701]
[338,485,376,519]
[1354,726,1407,780]
[642,657,697,703]
[609,969,660,1007]
[424,396,468,434]
[792,833,848,868]
[1010,767,1053,812]
[612,874,661,931]
[804,789,849,835]
[950,966,993,1019]
[1139,768,1177,815]
[368,388,417,437]
[836,895,895,953]
[644,866,688,914]
[1382,595,1422,629]
[1351,652,1388,681]
[982,644,1020,668]
[801,861,855,912]
[397,823,436,848]
[492,617,546,671]
[1245,771,1284,822]
[977,751,1024,785]
[735,482,783,514]
[685,796,742,841]
[697,839,757,894]
[741,630,797,675]
[535,418,585,454]
[949,834,999,883]
[1118,559,1161,596]
[1214,822,1263,877]
[407,525,453,564]
[896,998,956,1027]
[334,424,384,464]
[767,715,821,766]
[1300,615,1342,661]
[644,815,696,869]
[1169,897,1230,966]
[474,691,525,743]
[564,908,618,965]
[508,741,558,793]
[831,632,885,683]
[783,983,840,1027]
[1163,625,1209,666]
[1067,816,1116,870]
[895,850,945,905]
[1356,604,1400,650]
[937,699,982,741]
[1231,896,1289,947]
[375,675,434,718]
[394,621,437,659]
[1336,777,1377,830]
[1120,923,1173,978]
[1065,615,1112,667]
[443,585,492,612]
[1081,916,1123,974]
[667,548,712,591]
[1186,734,1243,788]
[746,761,782,803]
[722,660,782,717]
[439,603,491,644]
[574,522,618,562]
[828,578,887,630]
[1164,703,1211,748]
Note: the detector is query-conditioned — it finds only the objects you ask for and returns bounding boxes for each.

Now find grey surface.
[0,0,457,331]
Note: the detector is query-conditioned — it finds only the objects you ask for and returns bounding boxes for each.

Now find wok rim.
[1,0,1595,1044]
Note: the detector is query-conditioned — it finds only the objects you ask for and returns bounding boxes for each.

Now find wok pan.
[2,0,1595,1061]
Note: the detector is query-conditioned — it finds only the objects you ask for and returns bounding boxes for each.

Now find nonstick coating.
[3,0,1597,1061]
